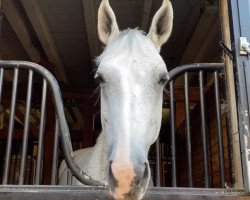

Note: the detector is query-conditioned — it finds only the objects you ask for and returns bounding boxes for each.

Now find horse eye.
[158,75,168,85]
[94,73,104,84]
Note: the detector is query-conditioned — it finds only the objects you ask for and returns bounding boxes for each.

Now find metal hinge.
[240,37,250,55]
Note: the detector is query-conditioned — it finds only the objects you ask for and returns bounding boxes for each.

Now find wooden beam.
[82,0,101,64]
[174,76,217,129]
[0,39,20,82]
[20,0,68,83]
[2,101,40,138]
[175,3,203,64]
[164,87,200,103]
[176,6,218,87]
[140,0,153,32]
[71,107,84,130]
[193,20,219,62]
[82,98,100,148]
[219,0,243,188]
[1,83,96,102]
[0,129,35,140]
[3,0,41,63]
[176,102,186,128]
[179,6,218,64]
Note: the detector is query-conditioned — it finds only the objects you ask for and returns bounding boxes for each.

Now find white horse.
[59,0,173,199]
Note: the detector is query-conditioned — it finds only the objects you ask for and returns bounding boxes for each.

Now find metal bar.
[219,41,233,60]
[199,71,209,188]
[2,68,19,184]
[0,68,4,131]
[0,68,4,101]
[214,71,226,188]
[170,81,177,187]
[67,169,72,185]
[228,0,250,191]
[184,72,193,187]
[0,60,104,186]
[19,70,33,185]
[155,138,161,186]
[51,117,59,185]
[0,186,246,200]
[35,79,47,185]
[166,63,224,85]
[2,70,17,183]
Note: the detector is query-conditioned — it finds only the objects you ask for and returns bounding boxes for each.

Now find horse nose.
[108,160,150,191]
[133,162,150,186]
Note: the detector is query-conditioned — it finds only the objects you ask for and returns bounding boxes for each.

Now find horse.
[59,0,173,199]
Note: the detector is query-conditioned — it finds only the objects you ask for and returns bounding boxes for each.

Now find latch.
[240,37,250,55]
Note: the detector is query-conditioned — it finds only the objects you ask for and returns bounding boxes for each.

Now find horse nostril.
[134,162,149,186]
[108,161,117,188]
[142,162,149,180]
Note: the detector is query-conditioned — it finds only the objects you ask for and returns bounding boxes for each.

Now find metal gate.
[0,60,248,199]
[229,0,250,192]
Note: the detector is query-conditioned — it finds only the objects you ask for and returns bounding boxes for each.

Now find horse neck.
[87,132,108,184]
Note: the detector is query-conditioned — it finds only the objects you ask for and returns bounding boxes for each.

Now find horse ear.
[148,0,173,50]
[98,0,120,45]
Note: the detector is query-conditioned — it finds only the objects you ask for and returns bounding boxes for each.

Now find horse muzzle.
[107,160,150,200]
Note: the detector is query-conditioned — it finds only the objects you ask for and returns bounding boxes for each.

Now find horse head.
[96,0,173,199]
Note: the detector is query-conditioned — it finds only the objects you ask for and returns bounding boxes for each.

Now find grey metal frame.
[0,60,249,197]
[0,61,229,189]
[0,186,248,200]
[228,0,250,192]
[164,63,225,188]
[0,60,103,186]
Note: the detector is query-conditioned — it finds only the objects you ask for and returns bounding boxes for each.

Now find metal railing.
[0,60,102,186]
[0,61,230,189]
[157,63,226,188]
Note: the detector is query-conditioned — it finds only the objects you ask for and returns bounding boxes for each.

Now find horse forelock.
[95,29,162,67]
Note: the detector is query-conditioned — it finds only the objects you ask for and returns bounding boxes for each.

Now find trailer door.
[229,0,250,193]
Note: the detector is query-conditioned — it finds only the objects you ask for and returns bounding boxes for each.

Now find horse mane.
[95,29,162,66]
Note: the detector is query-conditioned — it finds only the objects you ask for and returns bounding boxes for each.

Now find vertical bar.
[155,138,161,186]
[219,0,242,188]
[19,70,33,185]
[51,117,59,185]
[0,0,3,35]
[34,79,47,185]
[199,71,209,188]
[0,68,4,136]
[184,72,193,187]
[170,81,177,187]
[2,68,19,184]
[214,71,225,187]
[0,68,4,101]
[67,169,72,185]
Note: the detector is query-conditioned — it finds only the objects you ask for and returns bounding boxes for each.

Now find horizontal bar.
[0,186,247,200]
[166,63,224,85]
